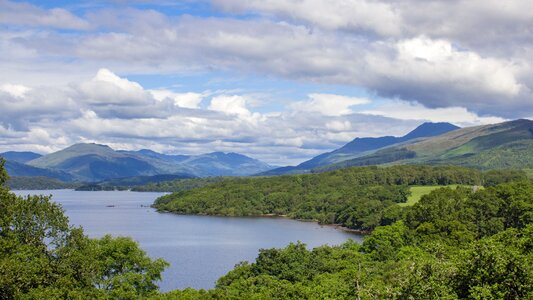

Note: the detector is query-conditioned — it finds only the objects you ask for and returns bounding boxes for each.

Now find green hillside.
[154,165,526,231]
[7,176,80,190]
[318,119,533,172]
[25,143,273,182]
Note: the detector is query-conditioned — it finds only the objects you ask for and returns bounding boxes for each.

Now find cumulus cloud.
[78,68,150,106]
[213,0,402,36]
[290,93,370,116]
[0,69,429,164]
[0,1,532,164]
[3,9,528,117]
[0,0,90,30]
[0,83,31,98]
[150,90,205,109]
[360,100,507,127]
[362,37,526,115]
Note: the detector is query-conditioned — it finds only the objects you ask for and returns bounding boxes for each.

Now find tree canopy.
[0,164,168,299]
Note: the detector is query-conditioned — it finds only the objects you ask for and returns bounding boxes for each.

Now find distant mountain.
[182,152,273,177]
[25,143,273,182]
[27,143,162,182]
[316,119,533,172]
[129,150,273,177]
[0,151,42,163]
[123,149,189,164]
[4,160,73,181]
[261,122,459,175]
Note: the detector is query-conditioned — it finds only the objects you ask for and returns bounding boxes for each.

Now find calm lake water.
[14,189,362,292]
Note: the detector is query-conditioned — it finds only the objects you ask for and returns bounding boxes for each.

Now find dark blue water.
[14,190,361,291]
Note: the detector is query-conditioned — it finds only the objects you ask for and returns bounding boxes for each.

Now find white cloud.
[214,0,402,36]
[209,95,250,115]
[209,95,267,126]
[150,89,204,109]
[1,1,533,164]
[0,83,31,98]
[290,93,370,116]
[1,5,532,117]
[78,68,151,106]
[326,120,352,131]
[394,37,521,97]
[0,0,90,30]
[360,100,507,127]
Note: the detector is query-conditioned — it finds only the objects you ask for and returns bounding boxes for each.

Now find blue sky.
[0,0,531,165]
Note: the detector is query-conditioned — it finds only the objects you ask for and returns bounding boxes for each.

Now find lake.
[13,189,362,292]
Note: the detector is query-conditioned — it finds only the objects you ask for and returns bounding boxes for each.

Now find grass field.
[399,185,463,207]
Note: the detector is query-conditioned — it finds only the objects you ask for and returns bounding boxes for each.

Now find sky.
[0,0,531,165]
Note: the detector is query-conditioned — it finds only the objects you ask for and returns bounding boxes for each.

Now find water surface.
[14,189,361,291]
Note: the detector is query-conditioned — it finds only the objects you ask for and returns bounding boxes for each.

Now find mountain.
[0,151,42,163]
[25,143,273,182]
[316,119,533,172]
[27,143,162,182]
[179,152,273,177]
[3,160,73,181]
[261,122,459,175]
[128,150,273,177]
[123,149,189,164]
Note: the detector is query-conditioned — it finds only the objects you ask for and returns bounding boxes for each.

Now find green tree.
[0,168,168,299]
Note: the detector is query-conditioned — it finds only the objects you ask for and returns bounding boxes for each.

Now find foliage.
[0,167,168,299]
[6,176,80,190]
[3,161,533,299]
[159,181,533,299]
[0,159,8,186]
[154,165,523,231]
[132,177,224,192]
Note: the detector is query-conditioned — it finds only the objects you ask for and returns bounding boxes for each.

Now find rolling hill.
[23,143,273,182]
[0,151,42,163]
[261,122,459,175]
[316,119,533,172]
[27,144,163,182]
[3,160,74,181]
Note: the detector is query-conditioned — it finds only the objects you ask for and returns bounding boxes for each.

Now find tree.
[0,164,168,299]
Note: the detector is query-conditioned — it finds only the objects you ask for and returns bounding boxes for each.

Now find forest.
[2,161,532,299]
[160,181,533,299]
[154,165,526,231]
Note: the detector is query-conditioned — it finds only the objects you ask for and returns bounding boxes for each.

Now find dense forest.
[2,160,533,299]
[154,165,527,231]
[160,181,533,299]
[0,161,168,299]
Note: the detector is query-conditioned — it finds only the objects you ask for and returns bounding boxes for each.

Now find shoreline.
[155,208,370,235]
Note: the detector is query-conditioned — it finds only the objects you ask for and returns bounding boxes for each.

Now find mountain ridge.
[0,151,42,163]
[21,143,273,181]
[260,122,460,175]
[315,119,533,172]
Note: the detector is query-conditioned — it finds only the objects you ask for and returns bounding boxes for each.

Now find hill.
[6,176,79,190]
[25,143,273,182]
[0,151,42,163]
[3,160,74,181]
[27,143,163,182]
[261,122,459,175]
[154,165,526,231]
[317,119,533,172]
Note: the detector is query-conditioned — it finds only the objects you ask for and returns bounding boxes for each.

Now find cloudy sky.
[0,0,531,165]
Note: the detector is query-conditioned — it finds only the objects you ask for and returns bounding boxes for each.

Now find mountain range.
[1,144,273,182]
[316,119,533,172]
[261,122,460,175]
[2,119,532,186]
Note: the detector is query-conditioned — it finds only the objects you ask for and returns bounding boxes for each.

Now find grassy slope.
[399,185,464,207]
[316,120,533,172]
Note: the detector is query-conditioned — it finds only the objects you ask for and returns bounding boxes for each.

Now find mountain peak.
[402,122,460,141]
[66,143,113,151]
